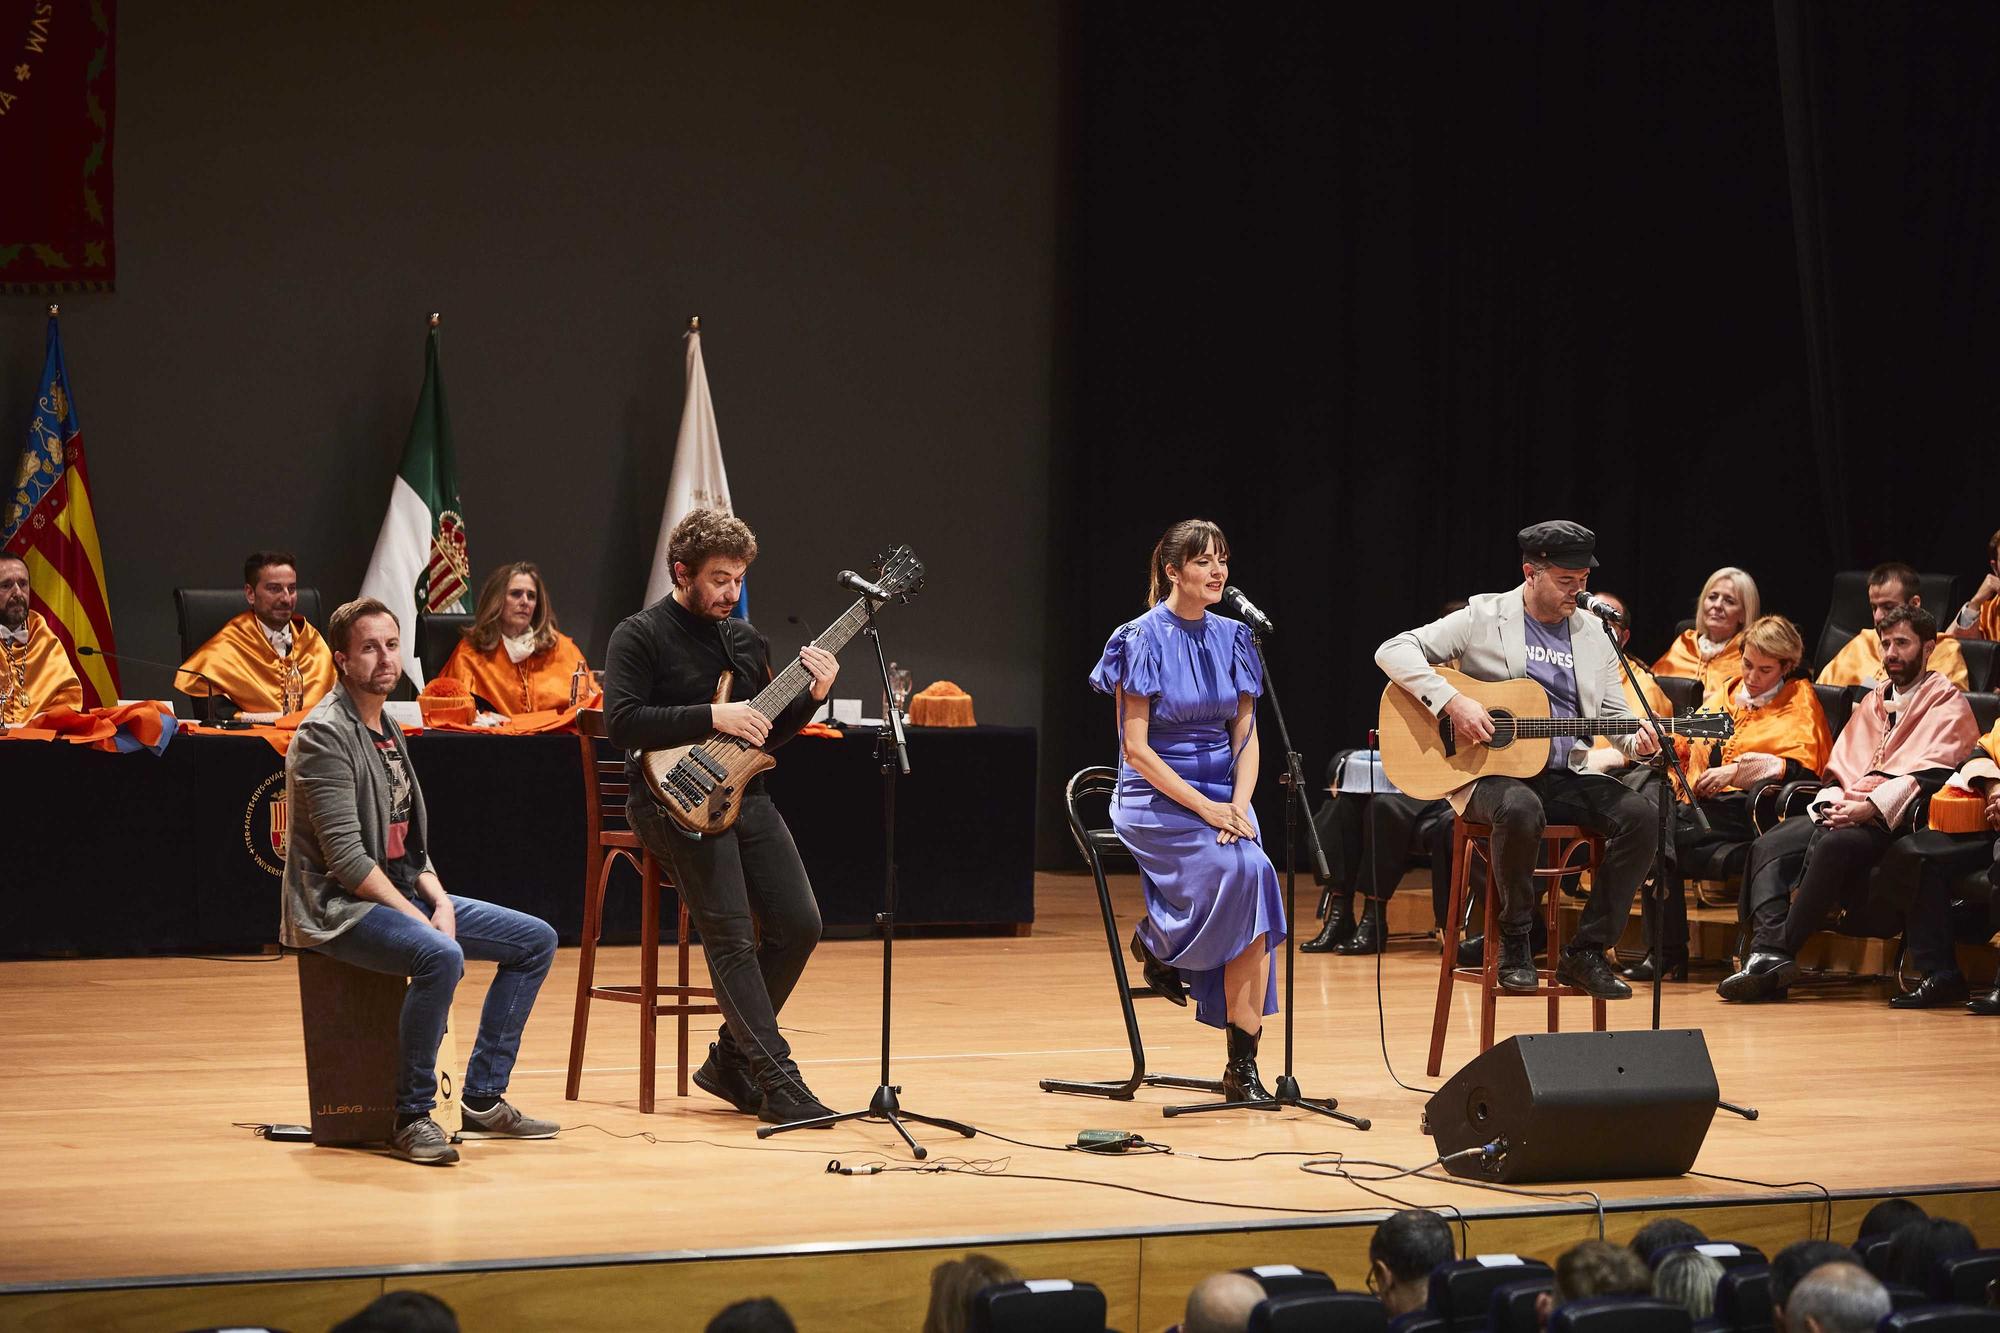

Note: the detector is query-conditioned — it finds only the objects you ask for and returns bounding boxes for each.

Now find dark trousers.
[1315,792,1456,926]
[1460,768,1657,951]
[629,788,822,1091]
[1648,790,1757,965]
[1877,830,1997,974]
[1745,815,1898,955]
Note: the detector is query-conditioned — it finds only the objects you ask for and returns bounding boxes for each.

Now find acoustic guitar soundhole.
[1486,710,1516,749]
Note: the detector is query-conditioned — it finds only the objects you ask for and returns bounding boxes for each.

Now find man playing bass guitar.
[1375,521,1658,999]
[604,508,839,1124]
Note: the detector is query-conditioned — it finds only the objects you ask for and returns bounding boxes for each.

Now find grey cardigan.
[279,682,433,948]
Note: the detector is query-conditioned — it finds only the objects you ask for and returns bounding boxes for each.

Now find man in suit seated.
[179,550,337,717]
[1720,607,1980,1001]
[1377,520,1659,999]
[1817,561,1969,690]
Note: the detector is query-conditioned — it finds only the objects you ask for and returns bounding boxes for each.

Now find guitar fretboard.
[743,596,873,721]
[1492,717,1715,738]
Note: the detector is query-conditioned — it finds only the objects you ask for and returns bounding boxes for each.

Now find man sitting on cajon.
[280,596,559,1165]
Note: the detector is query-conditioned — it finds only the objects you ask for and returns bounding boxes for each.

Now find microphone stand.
[1164,631,1370,1130]
[758,596,977,1157]
[1598,618,1757,1121]
[78,646,247,728]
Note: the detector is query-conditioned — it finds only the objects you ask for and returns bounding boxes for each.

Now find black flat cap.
[1518,519,1598,569]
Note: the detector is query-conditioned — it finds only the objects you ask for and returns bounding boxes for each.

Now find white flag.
[644,327,735,607]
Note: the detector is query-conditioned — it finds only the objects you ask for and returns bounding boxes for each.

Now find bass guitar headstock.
[871,545,926,604]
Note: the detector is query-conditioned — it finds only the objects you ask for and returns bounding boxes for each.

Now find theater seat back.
[1486,1276,1556,1333]
[1711,1263,1771,1332]
[1879,1305,2000,1331]
[1428,1258,1555,1330]
[1235,1265,1336,1299]
[174,586,324,664]
[1652,1241,1767,1273]
[971,1279,1106,1333]
[1936,1250,2000,1304]
[1250,1290,1386,1333]
[1550,1295,1693,1331]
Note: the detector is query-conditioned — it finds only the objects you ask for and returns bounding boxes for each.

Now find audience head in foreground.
[1652,1248,1725,1321]
[1885,1216,1978,1293]
[922,1252,1021,1333]
[329,1290,459,1333]
[1628,1216,1708,1266]
[705,1297,797,1333]
[1784,1262,1890,1333]
[1855,1197,1927,1243]
[1184,1270,1266,1333]
[1769,1240,1858,1329]
[1537,1240,1651,1328]
[1367,1208,1456,1317]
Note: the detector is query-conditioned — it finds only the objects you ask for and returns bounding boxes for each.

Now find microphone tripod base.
[756,1083,977,1160]
[1162,1073,1372,1129]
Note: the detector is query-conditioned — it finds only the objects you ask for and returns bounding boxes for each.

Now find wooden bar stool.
[1427,820,1608,1077]
[567,709,721,1112]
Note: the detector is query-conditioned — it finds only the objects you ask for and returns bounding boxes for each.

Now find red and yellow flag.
[3,309,119,706]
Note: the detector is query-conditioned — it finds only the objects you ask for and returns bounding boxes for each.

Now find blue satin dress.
[1090,601,1284,1028]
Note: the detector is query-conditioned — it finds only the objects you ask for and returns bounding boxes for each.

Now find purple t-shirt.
[1521,614,1581,770]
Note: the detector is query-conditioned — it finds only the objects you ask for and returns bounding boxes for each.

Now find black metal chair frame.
[1040,766,1223,1101]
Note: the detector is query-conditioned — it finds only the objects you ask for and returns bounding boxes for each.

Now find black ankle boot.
[1300,896,1356,953]
[1222,1023,1272,1102]
[1332,905,1387,955]
[1622,953,1689,983]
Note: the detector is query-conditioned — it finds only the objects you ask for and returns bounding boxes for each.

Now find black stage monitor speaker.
[1423,1030,1719,1183]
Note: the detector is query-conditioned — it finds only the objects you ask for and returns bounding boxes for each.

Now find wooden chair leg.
[1427,825,1471,1078]
[676,897,692,1099]
[1478,843,1499,1056]
[566,859,608,1101]
[639,854,661,1115]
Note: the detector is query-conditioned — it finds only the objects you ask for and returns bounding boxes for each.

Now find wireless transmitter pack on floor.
[261,1124,312,1142]
[1075,1130,1143,1153]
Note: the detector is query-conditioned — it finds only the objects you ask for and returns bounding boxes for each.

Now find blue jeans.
[315,894,558,1115]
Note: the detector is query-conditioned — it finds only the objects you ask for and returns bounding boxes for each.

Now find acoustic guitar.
[1377,666,1733,801]
[641,545,925,835]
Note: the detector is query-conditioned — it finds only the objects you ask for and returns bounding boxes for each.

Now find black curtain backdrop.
[1042,3,2000,859]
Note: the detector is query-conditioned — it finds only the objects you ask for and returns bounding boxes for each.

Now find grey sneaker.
[390,1116,460,1165]
[458,1098,559,1140]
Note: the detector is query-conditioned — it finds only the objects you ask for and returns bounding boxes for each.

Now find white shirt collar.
[502,631,538,664]
[257,617,294,657]
[0,622,27,647]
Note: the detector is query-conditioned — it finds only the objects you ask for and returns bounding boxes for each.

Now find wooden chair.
[1427,821,1607,1077]
[566,709,720,1112]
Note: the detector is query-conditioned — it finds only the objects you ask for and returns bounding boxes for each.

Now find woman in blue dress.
[1089,518,1286,1100]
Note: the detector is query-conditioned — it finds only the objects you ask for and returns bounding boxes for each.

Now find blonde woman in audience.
[1654,1249,1725,1321]
[1653,566,1759,697]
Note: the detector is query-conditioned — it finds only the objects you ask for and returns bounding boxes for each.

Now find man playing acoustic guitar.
[604,508,840,1125]
[1376,521,1658,999]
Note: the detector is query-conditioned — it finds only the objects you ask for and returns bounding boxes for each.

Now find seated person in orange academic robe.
[1581,590,1674,779]
[433,562,593,716]
[1817,560,1969,690]
[1652,566,1757,699]
[1945,527,2000,642]
[178,551,337,718]
[0,553,84,725]
[1633,615,1832,980]
[1720,606,1979,1002]
[1870,711,2000,1010]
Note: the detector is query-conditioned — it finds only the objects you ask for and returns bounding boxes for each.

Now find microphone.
[1221,585,1275,635]
[1575,591,1625,624]
[836,569,890,600]
[78,646,246,726]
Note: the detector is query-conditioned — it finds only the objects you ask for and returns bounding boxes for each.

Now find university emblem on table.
[242,771,288,878]
[424,510,471,612]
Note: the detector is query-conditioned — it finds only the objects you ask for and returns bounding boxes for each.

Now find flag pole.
[686,314,699,337]
[47,304,58,317]
[429,312,441,329]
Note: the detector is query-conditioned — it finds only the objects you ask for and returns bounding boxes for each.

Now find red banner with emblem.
[0,0,116,292]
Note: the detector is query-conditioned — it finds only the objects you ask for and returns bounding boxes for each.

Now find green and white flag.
[359,317,468,686]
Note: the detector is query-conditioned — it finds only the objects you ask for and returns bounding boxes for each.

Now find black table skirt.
[1,723,1035,956]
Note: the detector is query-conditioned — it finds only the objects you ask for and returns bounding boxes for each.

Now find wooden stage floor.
[4,871,1998,1331]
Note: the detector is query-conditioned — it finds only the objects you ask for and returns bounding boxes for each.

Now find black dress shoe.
[1557,948,1634,1000]
[1968,984,2000,1016]
[1301,896,1357,953]
[1498,934,1538,993]
[1889,971,1969,1009]
[1716,951,1799,1002]
[1332,906,1388,955]
[1131,931,1188,1006]
[1622,953,1689,983]
[692,1041,762,1114]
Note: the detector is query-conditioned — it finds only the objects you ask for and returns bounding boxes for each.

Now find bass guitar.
[641,545,924,834]
[1377,666,1733,801]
